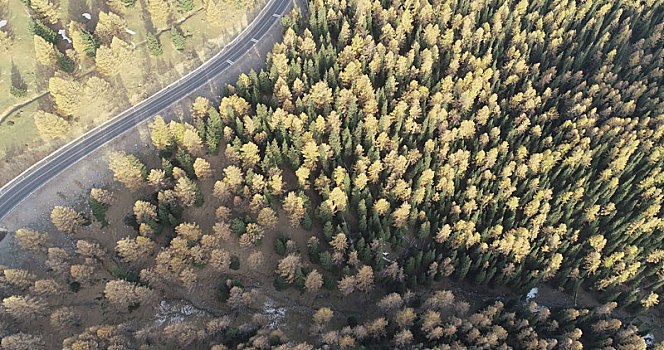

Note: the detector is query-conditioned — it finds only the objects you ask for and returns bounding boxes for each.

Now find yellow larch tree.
[33,35,57,66]
[193,158,212,179]
[50,206,85,233]
[34,111,69,139]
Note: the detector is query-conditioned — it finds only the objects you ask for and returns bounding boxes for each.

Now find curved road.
[0,0,292,222]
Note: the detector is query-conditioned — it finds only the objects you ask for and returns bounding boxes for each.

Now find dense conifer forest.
[3,0,664,348]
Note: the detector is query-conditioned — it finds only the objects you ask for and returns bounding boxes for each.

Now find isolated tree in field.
[305,269,323,293]
[14,229,48,252]
[148,0,171,28]
[193,158,212,179]
[2,295,46,319]
[191,97,211,119]
[49,76,81,116]
[108,152,147,191]
[170,26,186,51]
[34,35,57,66]
[104,280,154,308]
[147,32,163,56]
[51,206,84,233]
[34,110,69,138]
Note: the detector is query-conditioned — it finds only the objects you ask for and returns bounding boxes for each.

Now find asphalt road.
[0,0,292,222]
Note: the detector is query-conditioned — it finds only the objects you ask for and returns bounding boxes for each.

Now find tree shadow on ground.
[68,0,93,31]
[10,61,28,91]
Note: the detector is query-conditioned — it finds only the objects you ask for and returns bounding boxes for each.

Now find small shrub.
[273,276,289,291]
[274,237,288,256]
[57,51,76,72]
[230,256,240,270]
[112,266,141,284]
[170,26,186,51]
[231,218,246,236]
[323,275,336,290]
[88,197,109,227]
[147,32,163,57]
[217,280,243,302]
[9,86,27,98]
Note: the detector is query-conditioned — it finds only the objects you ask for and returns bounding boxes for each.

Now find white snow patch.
[645,334,655,346]
[154,300,208,326]
[58,29,72,43]
[526,287,538,302]
[82,13,91,20]
[0,20,7,29]
[125,28,136,35]
[262,299,286,329]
